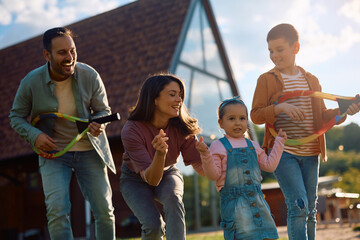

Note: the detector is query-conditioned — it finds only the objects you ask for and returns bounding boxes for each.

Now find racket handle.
[92,113,120,124]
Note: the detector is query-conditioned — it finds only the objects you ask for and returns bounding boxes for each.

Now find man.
[9,27,116,240]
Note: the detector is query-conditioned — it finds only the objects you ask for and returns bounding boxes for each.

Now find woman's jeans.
[120,164,186,240]
[39,150,115,240]
[273,152,319,240]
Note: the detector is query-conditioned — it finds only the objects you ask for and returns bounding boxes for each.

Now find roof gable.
[0,0,191,160]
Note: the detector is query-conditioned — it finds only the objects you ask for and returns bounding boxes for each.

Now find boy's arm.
[250,75,278,125]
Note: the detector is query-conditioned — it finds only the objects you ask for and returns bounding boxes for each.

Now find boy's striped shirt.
[275,69,320,156]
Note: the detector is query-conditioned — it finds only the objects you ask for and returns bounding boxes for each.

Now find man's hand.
[88,122,105,137]
[35,133,58,154]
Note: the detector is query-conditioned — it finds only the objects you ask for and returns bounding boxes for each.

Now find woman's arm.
[142,129,168,186]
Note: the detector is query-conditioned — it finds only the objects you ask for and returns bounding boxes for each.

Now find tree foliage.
[333,167,360,194]
[326,123,360,152]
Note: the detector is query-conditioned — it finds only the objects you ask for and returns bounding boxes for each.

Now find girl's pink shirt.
[200,135,285,191]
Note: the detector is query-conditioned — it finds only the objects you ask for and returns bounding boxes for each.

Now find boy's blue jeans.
[120,163,186,240]
[273,152,319,240]
[39,150,115,240]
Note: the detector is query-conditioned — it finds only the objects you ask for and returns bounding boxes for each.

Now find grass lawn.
[117,231,288,240]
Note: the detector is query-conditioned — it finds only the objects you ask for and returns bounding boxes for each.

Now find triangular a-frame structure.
[0,0,255,238]
[170,0,247,140]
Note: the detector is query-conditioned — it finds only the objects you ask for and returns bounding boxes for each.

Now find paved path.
[278,223,360,240]
[188,223,360,239]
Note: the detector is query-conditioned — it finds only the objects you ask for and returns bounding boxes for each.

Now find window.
[174,0,234,139]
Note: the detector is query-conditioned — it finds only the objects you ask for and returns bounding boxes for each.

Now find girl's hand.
[347,95,360,116]
[277,128,287,140]
[195,136,209,153]
[152,129,169,155]
[278,103,306,121]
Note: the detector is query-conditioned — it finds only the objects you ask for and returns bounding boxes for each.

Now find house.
[262,175,360,226]
[0,0,256,238]
[317,188,360,226]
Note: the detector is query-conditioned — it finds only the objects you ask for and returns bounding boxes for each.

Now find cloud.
[61,0,121,17]
[285,0,360,61]
[0,5,12,25]
[234,0,360,67]
[298,25,360,66]
[252,14,263,23]
[339,0,360,24]
[0,0,134,49]
[11,0,119,27]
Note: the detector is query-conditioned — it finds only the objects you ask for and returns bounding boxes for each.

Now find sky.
[1,0,359,127]
[1,0,359,175]
[211,0,360,127]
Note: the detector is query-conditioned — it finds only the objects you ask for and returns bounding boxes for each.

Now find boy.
[250,23,359,240]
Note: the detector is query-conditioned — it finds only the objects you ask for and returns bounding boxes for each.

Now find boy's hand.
[195,136,209,154]
[277,103,306,121]
[277,128,287,140]
[347,94,360,116]
[152,129,169,155]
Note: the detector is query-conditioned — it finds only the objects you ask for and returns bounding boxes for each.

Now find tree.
[343,123,360,152]
[325,126,344,151]
[252,124,264,146]
[334,167,360,194]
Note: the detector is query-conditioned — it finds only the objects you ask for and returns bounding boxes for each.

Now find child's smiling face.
[268,37,299,75]
[218,103,248,139]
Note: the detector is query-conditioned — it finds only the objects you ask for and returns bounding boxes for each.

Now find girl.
[120,73,204,240]
[196,96,287,240]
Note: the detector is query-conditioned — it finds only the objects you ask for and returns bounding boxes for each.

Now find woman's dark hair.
[43,27,74,52]
[128,73,201,137]
[267,23,299,45]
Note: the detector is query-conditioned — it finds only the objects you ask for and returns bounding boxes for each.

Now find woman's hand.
[195,136,209,154]
[152,129,169,155]
[145,129,168,186]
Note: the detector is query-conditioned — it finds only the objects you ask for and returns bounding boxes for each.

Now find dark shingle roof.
[0,0,191,160]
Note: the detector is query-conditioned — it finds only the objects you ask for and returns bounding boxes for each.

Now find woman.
[120,73,204,240]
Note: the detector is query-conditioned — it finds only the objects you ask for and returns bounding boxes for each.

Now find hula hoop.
[31,112,120,158]
[268,90,359,146]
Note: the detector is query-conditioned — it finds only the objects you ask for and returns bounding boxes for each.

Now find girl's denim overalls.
[219,137,279,240]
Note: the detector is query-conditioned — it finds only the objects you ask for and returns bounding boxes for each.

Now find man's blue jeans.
[273,152,319,240]
[39,150,115,240]
[120,164,185,240]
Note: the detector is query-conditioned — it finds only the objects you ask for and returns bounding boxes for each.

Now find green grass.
[117,231,288,240]
[353,225,360,231]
